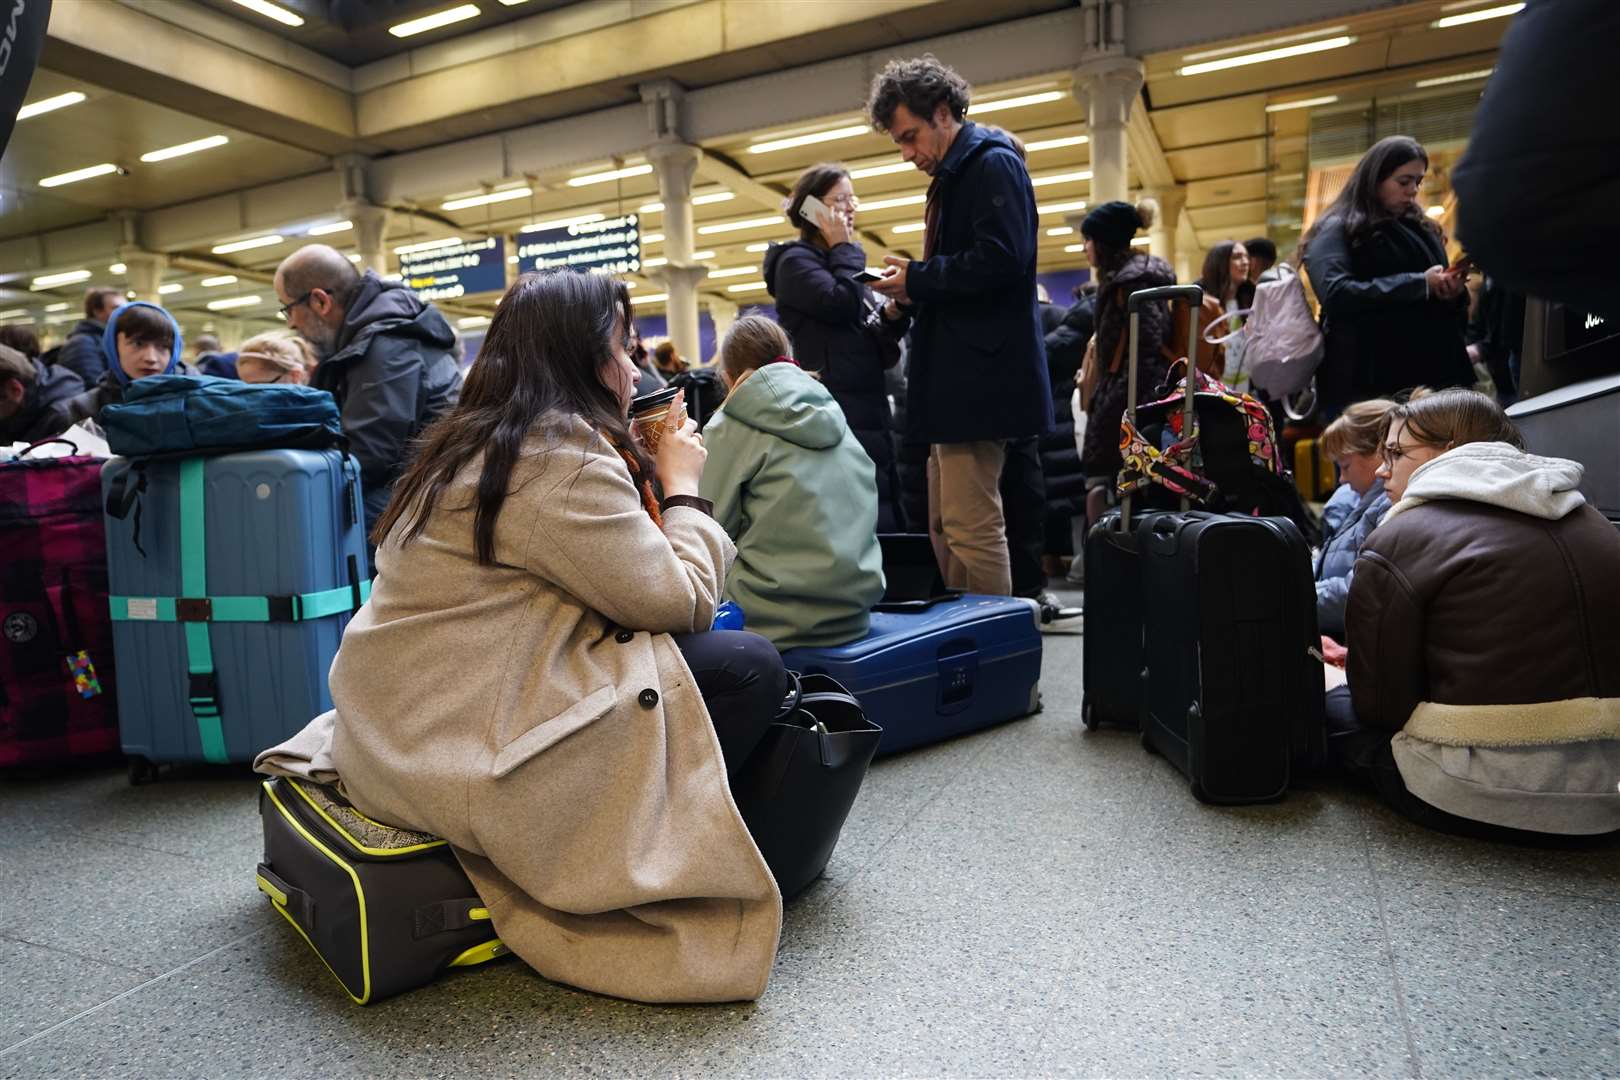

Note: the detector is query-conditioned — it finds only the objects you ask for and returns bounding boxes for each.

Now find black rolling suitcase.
[1137,510,1326,803]
[1082,284,1207,731]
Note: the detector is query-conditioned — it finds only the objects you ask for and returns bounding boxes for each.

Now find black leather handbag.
[732,672,882,900]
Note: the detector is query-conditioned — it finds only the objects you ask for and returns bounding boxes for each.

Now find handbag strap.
[774,670,804,722]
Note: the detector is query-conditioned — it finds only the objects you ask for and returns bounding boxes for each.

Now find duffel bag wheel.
[127,755,155,786]
[1082,699,1098,731]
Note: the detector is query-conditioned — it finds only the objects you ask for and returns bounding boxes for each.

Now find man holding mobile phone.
[866,55,1052,597]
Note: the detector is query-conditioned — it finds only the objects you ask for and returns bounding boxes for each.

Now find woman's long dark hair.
[373,270,647,564]
[786,163,850,245]
[1198,240,1242,303]
[1303,135,1437,250]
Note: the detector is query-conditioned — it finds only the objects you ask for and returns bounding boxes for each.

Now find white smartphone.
[799,193,834,231]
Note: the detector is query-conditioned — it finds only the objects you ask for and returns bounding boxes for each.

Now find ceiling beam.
[1126,100,1177,189]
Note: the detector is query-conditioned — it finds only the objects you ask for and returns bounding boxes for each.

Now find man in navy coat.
[868,55,1053,596]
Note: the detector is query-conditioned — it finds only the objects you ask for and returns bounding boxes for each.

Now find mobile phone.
[799,193,833,231]
[854,269,884,283]
[1448,253,1474,276]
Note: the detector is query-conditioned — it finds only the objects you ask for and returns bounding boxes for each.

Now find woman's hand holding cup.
[656,413,707,497]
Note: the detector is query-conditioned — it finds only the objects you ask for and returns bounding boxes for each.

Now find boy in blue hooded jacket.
[698,316,885,649]
[50,301,196,430]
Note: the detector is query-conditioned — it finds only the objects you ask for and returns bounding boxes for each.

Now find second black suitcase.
[1137,511,1326,803]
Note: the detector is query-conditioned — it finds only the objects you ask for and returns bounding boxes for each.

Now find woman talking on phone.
[1303,136,1473,415]
[270,270,787,1003]
[764,163,911,531]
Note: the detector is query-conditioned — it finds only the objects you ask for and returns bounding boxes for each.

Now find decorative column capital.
[1071,56,1145,131]
[1143,185,1186,224]
[639,79,689,143]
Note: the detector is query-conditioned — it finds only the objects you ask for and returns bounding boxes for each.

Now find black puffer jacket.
[1080,254,1176,480]
[53,319,108,386]
[763,239,909,532]
[1041,295,1094,538]
[315,272,461,533]
[0,358,84,445]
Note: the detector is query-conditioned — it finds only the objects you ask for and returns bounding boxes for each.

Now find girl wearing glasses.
[1330,388,1620,842]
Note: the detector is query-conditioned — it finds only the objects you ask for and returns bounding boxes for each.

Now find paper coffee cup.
[629,387,685,456]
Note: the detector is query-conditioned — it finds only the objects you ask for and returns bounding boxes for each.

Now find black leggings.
[1325,687,1609,849]
[672,629,787,778]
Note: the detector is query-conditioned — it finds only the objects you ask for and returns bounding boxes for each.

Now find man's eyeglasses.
[277,291,315,320]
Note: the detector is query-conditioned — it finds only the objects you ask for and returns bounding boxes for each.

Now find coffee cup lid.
[629,386,681,416]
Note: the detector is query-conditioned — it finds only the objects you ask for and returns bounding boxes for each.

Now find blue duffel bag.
[101,376,341,458]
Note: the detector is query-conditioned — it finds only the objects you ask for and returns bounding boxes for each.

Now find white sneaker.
[1035,591,1083,634]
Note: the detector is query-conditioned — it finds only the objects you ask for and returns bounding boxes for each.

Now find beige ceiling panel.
[1146,39,1390,109]
[1185,171,1267,208]
[1164,137,1267,181]
[1149,96,1267,150]
[1386,19,1511,66]
[1187,199,1268,232]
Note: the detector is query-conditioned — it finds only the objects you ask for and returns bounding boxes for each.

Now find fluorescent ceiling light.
[849,161,911,180]
[745,242,771,253]
[497,0,533,5]
[695,192,735,206]
[630,292,668,305]
[44,302,69,313]
[394,236,464,255]
[1434,3,1523,28]
[141,135,229,163]
[1032,170,1092,188]
[707,267,758,279]
[201,275,239,287]
[642,233,664,244]
[442,186,532,211]
[1131,236,1151,247]
[207,295,261,310]
[748,124,869,155]
[458,316,491,328]
[230,0,304,26]
[1425,204,1447,218]
[693,251,716,261]
[30,269,92,289]
[382,273,403,282]
[108,262,127,274]
[860,194,926,212]
[17,91,87,121]
[212,234,284,254]
[1181,26,1349,63]
[389,4,480,38]
[1415,69,1494,88]
[0,309,27,319]
[1025,135,1089,153]
[159,283,184,294]
[642,257,668,268]
[308,220,353,236]
[891,223,926,235]
[1047,226,1074,237]
[1266,95,1340,112]
[39,163,119,188]
[1037,199,1088,215]
[520,212,607,234]
[567,164,652,187]
[1063,244,1086,253]
[727,282,769,293]
[698,215,785,235]
[1178,35,1356,77]
[639,201,663,214]
[968,91,1064,116]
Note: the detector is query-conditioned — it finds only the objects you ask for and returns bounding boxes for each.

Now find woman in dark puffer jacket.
[762,163,911,532]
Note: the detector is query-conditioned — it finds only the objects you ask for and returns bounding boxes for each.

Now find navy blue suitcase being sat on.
[778,534,1043,756]
[99,378,372,781]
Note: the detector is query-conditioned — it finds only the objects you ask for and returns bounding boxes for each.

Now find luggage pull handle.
[256,863,316,928]
[1122,284,1203,530]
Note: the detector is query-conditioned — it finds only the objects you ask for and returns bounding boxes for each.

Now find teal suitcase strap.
[178,458,228,764]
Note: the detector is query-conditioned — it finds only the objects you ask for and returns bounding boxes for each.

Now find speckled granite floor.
[3,585,1617,1079]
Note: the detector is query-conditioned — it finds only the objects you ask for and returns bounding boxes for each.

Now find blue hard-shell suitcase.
[102,449,368,774]
[779,595,1042,755]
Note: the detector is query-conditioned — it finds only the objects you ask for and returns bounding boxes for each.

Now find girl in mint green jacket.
[699,316,886,649]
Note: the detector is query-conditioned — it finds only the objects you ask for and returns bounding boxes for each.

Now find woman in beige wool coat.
[258,271,787,1003]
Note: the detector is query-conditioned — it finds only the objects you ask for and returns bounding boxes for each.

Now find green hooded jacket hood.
[699,363,885,649]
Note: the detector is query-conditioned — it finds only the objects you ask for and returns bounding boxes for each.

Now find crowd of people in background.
[5,51,1617,852]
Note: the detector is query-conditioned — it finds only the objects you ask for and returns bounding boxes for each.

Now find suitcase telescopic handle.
[1122,284,1204,530]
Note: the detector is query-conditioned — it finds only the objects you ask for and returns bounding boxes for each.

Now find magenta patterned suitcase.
[0,447,120,768]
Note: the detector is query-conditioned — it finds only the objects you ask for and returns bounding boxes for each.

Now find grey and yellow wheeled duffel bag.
[256,776,508,1004]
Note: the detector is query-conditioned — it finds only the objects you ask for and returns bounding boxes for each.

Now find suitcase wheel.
[127,755,156,786]
[1081,698,1098,731]
[1190,779,1211,804]
[1140,729,1159,756]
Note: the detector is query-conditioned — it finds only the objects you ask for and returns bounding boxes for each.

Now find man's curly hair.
[866,54,972,132]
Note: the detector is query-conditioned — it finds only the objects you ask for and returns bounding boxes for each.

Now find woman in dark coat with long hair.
[1303,135,1472,415]
[762,163,910,531]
